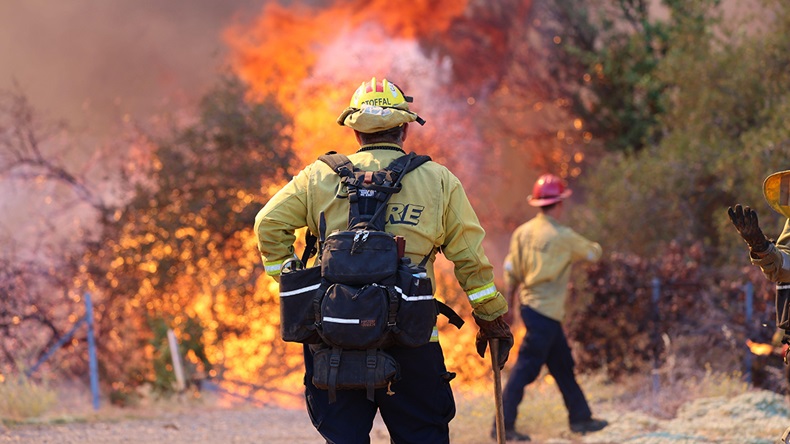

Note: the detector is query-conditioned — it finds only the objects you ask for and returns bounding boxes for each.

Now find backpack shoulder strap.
[318,151,430,182]
[384,152,431,180]
[318,152,355,178]
[317,151,431,231]
[318,152,358,230]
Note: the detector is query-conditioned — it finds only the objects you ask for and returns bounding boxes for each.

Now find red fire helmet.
[527,173,572,207]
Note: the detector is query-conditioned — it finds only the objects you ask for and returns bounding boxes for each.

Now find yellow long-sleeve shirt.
[254,144,507,320]
[504,213,602,321]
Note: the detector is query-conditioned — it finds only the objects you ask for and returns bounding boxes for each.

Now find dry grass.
[608,362,752,420]
[1,363,777,443]
[450,371,591,443]
[448,364,758,443]
[0,376,223,427]
[0,374,57,422]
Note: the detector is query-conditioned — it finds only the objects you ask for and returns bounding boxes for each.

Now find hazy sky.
[0,0,263,134]
[0,0,756,137]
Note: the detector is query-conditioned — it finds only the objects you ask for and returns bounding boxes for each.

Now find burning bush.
[78,75,297,395]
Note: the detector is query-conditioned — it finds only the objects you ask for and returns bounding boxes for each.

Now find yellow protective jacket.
[503,213,602,321]
[751,219,790,282]
[254,143,508,321]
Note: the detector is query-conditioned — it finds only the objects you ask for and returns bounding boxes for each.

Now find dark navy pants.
[303,342,456,444]
[501,305,592,429]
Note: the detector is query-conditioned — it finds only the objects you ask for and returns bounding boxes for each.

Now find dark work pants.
[303,342,456,444]
[501,305,592,429]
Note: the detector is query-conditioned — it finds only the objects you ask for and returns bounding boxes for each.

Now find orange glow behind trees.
[79,76,301,399]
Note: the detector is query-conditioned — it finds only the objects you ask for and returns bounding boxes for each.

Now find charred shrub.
[566,242,769,379]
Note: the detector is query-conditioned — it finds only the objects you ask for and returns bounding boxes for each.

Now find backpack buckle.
[351,230,369,254]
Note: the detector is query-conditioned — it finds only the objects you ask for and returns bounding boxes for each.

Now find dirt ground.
[0,405,332,444]
[2,388,790,444]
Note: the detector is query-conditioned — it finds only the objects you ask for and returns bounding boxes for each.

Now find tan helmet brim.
[337,104,420,134]
[763,170,790,218]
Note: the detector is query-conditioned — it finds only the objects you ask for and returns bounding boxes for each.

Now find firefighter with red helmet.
[495,174,608,441]
[255,77,513,443]
[728,172,790,343]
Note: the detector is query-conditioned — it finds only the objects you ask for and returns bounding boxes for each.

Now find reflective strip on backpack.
[323,317,360,324]
[467,282,497,303]
[279,283,321,298]
[393,286,434,302]
[779,284,790,290]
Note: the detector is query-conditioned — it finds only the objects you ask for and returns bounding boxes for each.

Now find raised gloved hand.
[473,313,514,370]
[728,204,769,253]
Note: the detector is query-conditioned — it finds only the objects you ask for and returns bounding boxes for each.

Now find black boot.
[570,417,608,434]
[490,426,531,441]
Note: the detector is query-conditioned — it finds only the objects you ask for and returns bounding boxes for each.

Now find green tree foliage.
[531,0,718,154]
[83,75,295,390]
[495,0,709,162]
[148,315,210,395]
[476,0,709,235]
[578,0,790,260]
[561,0,790,381]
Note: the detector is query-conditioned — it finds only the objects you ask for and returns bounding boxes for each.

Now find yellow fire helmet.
[337,77,426,133]
[763,170,790,218]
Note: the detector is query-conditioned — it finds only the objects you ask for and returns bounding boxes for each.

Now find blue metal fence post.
[744,282,754,384]
[85,293,100,411]
[651,277,661,394]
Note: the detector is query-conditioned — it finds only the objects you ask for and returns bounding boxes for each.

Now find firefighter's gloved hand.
[728,204,769,253]
[473,313,514,370]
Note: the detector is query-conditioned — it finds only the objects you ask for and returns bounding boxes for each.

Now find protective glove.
[727,204,769,253]
[473,313,514,370]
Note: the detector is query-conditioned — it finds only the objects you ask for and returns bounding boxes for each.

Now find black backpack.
[277,151,463,402]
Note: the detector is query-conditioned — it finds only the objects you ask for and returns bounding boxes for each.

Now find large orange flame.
[224,0,472,164]
[212,0,535,405]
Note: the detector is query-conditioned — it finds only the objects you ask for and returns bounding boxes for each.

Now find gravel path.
[2,390,789,443]
[0,405,341,444]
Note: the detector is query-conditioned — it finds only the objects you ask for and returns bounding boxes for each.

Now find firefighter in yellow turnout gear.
[255,77,513,444]
[257,147,501,310]
[730,170,790,282]
[497,174,608,441]
[729,170,790,392]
